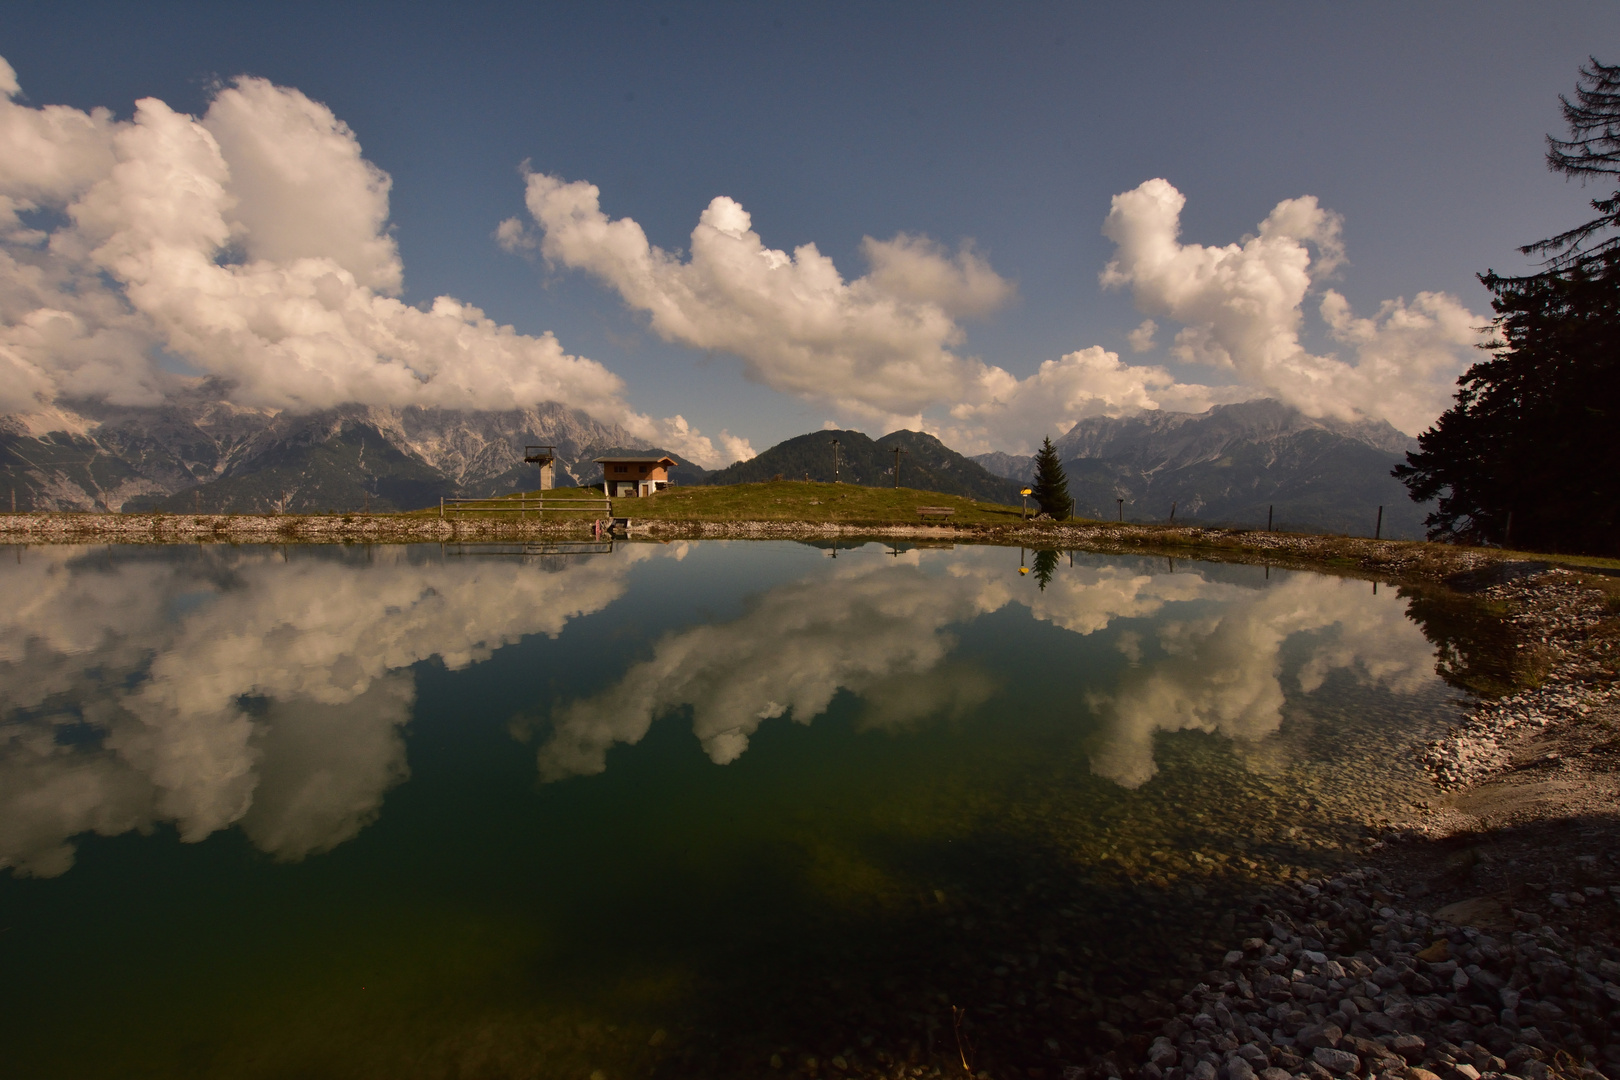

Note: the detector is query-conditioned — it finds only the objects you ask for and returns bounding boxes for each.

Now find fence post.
[1267,505,1273,531]
[1374,505,1383,541]
[439,497,444,520]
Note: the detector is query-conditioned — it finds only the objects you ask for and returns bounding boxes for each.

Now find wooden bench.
[915,506,956,519]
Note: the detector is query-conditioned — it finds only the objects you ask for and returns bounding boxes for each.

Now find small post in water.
[1374,505,1383,540]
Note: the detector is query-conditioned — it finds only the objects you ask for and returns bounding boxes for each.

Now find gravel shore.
[1088,866,1619,1080]
[1079,563,1619,1080]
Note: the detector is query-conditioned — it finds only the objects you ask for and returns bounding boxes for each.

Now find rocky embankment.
[1080,564,1620,1080]
[1417,685,1616,791]
[1084,868,1619,1080]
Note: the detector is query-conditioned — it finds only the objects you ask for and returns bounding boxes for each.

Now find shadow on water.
[484,686,1439,1080]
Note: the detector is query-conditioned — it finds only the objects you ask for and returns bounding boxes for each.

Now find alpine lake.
[0,539,1494,1080]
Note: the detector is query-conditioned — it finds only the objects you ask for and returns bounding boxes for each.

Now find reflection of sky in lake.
[0,541,1462,1079]
[0,542,1439,877]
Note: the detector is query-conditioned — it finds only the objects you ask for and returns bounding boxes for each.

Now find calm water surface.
[0,541,1469,1079]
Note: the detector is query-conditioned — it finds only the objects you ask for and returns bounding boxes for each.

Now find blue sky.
[2,3,1616,461]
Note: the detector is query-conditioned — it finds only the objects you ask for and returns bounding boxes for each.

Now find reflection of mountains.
[0,544,651,876]
[537,550,1439,787]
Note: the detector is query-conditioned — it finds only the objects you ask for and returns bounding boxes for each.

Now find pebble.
[1311,1046,1358,1074]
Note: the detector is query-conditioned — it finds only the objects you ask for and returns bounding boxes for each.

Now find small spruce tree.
[1030,436,1073,519]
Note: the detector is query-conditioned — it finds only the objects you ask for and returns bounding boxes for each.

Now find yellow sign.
[1020,487,1032,496]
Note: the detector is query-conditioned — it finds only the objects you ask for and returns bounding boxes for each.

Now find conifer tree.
[1030,436,1072,520]
[1395,59,1620,556]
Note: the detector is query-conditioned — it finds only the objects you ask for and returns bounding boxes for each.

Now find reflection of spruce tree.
[1031,549,1059,590]
[1030,436,1072,519]
[1394,583,1519,696]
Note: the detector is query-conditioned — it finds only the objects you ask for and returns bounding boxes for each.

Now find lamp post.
[831,438,840,483]
[1020,486,1032,519]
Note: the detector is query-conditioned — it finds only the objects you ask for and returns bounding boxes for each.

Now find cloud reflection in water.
[0,545,649,876]
[0,543,1439,879]
[537,550,1438,788]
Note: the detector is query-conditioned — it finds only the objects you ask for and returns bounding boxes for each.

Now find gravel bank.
[1078,563,1619,1080]
[1417,567,1619,791]
[1079,867,1619,1080]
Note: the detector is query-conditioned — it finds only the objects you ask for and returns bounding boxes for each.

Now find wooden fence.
[438,496,611,519]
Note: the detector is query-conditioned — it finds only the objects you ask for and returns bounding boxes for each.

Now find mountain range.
[0,387,1427,538]
[0,380,633,513]
[971,399,1426,538]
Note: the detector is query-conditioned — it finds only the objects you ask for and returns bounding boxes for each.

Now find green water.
[0,541,1466,1079]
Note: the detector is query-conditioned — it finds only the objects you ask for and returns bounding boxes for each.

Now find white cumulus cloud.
[0,61,742,467]
[1100,178,1483,435]
[518,173,1015,420]
[520,173,1482,450]
[517,173,1254,453]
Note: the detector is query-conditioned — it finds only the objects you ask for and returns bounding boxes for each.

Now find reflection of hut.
[595,455,677,498]
[523,445,556,490]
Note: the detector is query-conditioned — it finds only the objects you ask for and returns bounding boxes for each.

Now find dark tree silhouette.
[1030,437,1072,520]
[1395,60,1620,556]
[1524,58,1620,273]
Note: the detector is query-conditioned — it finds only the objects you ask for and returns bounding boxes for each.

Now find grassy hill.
[414,481,1032,525]
[695,429,1022,504]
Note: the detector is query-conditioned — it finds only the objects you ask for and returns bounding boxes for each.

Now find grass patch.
[415,481,1041,526]
[622,481,1038,524]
